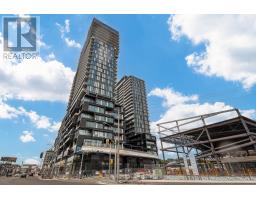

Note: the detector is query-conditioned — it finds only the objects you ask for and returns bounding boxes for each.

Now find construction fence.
[46,161,256,182]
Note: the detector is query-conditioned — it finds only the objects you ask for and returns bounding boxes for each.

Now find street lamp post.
[114,135,117,180]
[79,153,84,179]
[103,108,120,183]
[109,141,112,177]
[103,122,113,178]
[116,107,120,183]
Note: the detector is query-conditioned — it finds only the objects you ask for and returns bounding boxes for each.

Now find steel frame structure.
[157,109,256,172]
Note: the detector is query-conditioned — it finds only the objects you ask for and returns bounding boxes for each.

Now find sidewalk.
[39,176,117,184]
[126,179,256,185]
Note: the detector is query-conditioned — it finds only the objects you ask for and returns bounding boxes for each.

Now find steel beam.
[237,109,256,151]
[201,117,223,171]
[197,141,256,158]
[157,108,236,126]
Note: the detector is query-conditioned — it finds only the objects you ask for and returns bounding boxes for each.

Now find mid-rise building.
[40,149,55,177]
[115,76,157,154]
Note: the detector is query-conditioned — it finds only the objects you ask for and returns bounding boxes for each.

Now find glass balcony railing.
[82,143,158,156]
[83,142,115,149]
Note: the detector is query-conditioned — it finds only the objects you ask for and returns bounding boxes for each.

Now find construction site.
[21,18,256,184]
[157,109,256,180]
[38,108,256,184]
[3,108,256,184]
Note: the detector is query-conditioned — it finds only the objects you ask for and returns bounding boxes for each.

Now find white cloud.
[0,32,75,103]
[0,98,23,119]
[0,58,74,102]
[0,33,63,134]
[37,35,49,49]
[50,121,61,132]
[64,37,81,48]
[22,108,60,132]
[37,39,47,48]
[0,98,60,132]
[64,19,70,33]
[56,19,70,38]
[24,158,39,165]
[56,19,81,49]
[148,87,198,107]
[26,111,50,129]
[168,15,256,90]
[24,110,60,132]
[47,52,56,60]
[20,131,36,143]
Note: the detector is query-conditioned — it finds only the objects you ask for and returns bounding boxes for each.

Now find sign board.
[182,154,190,175]
[153,169,163,179]
[40,152,44,159]
[1,157,17,162]
[189,154,199,176]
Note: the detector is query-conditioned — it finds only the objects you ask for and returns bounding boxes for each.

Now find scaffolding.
[157,109,256,177]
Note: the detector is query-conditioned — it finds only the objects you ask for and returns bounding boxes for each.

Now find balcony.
[63,149,69,157]
[57,154,63,160]
[63,148,73,157]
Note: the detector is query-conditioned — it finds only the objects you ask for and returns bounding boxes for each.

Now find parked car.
[28,172,34,176]
[6,172,13,177]
[20,173,27,178]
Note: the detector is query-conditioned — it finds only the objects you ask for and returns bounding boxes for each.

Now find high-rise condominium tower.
[115,76,157,154]
[53,19,158,177]
[53,18,122,176]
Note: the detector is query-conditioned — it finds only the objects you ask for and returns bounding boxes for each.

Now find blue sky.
[0,15,255,163]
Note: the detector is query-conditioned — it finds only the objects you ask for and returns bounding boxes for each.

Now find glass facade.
[87,39,116,98]
[96,99,114,108]
[53,18,156,176]
[88,105,105,114]
[86,121,104,129]
[115,76,157,153]
[93,131,113,139]
[95,115,114,123]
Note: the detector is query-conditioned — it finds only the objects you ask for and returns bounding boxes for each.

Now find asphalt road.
[2,176,255,185]
[0,176,111,185]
